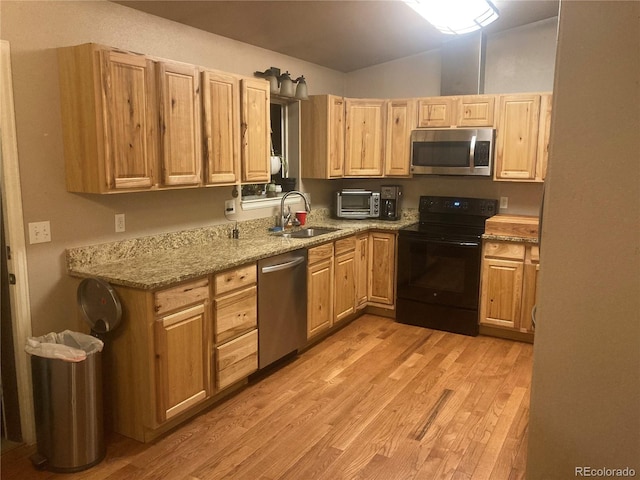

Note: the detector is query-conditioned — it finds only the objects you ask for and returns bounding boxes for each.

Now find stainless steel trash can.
[29,340,105,472]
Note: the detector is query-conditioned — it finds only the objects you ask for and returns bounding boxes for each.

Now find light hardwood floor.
[1,315,533,479]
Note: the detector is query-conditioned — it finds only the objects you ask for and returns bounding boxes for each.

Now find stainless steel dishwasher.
[257,249,307,369]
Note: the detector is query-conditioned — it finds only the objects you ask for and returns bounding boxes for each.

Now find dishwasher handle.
[261,256,306,274]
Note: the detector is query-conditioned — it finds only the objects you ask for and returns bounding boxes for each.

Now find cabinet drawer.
[154,278,209,316]
[213,286,257,344]
[216,329,258,390]
[308,242,334,264]
[335,236,356,255]
[214,264,256,295]
[483,241,525,260]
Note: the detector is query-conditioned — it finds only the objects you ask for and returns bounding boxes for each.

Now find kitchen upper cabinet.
[457,95,496,127]
[240,78,271,183]
[59,44,271,192]
[385,99,415,177]
[157,61,202,186]
[417,95,495,128]
[300,94,345,179]
[494,93,551,182]
[201,70,240,185]
[368,231,396,307]
[417,97,454,128]
[344,99,386,177]
[58,44,159,193]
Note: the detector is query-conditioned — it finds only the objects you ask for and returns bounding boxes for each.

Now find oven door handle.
[404,237,480,248]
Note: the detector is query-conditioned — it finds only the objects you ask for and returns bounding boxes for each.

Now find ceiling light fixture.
[404,0,499,35]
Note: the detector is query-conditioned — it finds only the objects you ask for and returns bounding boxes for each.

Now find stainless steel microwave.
[410,128,495,176]
[335,189,380,219]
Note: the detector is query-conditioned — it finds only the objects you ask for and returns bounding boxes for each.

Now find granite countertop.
[482,233,540,244]
[66,210,418,290]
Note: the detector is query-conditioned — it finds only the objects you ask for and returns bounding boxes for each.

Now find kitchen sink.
[273,227,340,239]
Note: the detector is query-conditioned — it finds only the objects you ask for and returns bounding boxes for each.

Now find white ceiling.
[115,0,560,72]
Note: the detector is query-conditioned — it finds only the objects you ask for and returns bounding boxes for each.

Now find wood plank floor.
[1,315,533,480]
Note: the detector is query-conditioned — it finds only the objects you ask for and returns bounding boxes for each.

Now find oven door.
[397,232,482,309]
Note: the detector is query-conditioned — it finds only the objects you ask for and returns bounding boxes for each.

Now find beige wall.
[527,1,640,476]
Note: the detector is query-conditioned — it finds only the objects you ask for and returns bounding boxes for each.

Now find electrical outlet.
[28,221,51,244]
[500,196,509,209]
[115,213,125,233]
[224,199,236,215]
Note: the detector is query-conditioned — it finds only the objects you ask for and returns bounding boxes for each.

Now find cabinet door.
[240,78,270,183]
[479,258,524,329]
[536,94,553,182]
[385,99,415,177]
[368,232,396,306]
[101,50,157,190]
[155,303,210,422]
[417,97,454,128]
[344,99,385,177]
[157,62,202,186]
[520,246,540,333]
[457,95,495,127]
[328,96,346,177]
[307,257,334,339]
[495,94,541,181]
[355,233,369,309]
[334,250,356,322]
[202,70,240,185]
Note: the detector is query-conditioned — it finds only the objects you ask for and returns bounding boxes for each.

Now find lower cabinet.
[307,242,335,338]
[479,240,538,337]
[334,236,357,322]
[368,231,396,307]
[155,302,210,423]
[105,264,258,443]
[212,264,258,391]
[306,231,397,341]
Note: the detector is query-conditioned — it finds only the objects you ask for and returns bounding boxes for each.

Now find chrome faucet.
[280,190,311,227]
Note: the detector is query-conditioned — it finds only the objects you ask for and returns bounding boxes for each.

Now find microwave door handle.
[469,134,477,169]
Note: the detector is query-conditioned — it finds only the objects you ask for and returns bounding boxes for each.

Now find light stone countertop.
[482,234,540,244]
[66,210,418,290]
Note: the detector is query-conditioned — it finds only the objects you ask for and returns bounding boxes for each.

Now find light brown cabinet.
[385,99,415,177]
[334,236,357,322]
[58,44,159,193]
[417,94,495,128]
[479,240,538,336]
[494,93,551,182]
[202,70,240,185]
[58,44,270,193]
[344,99,386,177]
[240,78,271,183]
[155,302,210,422]
[153,278,211,424]
[300,94,345,179]
[368,231,397,307]
[307,242,335,339]
[212,264,258,390]
[355,233,369,309]
[158,61,202,186]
